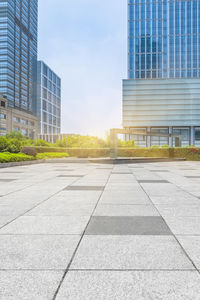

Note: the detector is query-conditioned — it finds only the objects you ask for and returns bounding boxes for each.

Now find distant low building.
[0,96,38,138]
[36,61,61,135]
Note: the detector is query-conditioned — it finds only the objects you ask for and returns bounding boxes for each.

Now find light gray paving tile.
[177,236,200,269]
[70,236,193,270]
[94,205,159,216]
[64,186,104,191]
[157,205,200,217]
[150,194,200,205]
[85,216,171,235]
[165,217,200,235]
[0,271,63,300]
[0,216,16,228]
[0,216,90,235]
[100,191,151,205]
[0,235,80,270]
[56,271,200,300]
[27,201,95,216]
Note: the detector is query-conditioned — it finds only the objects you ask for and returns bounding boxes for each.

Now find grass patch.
[0,152,35,163]
[36,152,69,160]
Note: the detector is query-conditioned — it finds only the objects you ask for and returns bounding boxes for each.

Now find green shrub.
[0,137,9,152]
[5,130,26,141]
[34,139,50,147]
[0,152,35,163]
[36,152,69,160]
[34,146,67,153]
[6,138,22,153]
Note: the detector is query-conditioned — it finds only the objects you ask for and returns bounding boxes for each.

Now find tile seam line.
[52,168,113,300]
[0,171,92,231]
[0,269,196,272]
[130,166,200,276]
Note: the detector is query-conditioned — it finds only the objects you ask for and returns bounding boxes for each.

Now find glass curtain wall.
[128,0,200,79]
[0,0,38,112]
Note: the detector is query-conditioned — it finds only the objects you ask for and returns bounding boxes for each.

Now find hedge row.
[14,146,200,160]
[0,153,35,163]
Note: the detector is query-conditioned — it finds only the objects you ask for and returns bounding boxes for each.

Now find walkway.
[0,161,200,299]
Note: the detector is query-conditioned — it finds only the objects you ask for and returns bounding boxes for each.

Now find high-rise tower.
[128,0,200,80]
[0,0,38,113]
[123,0,200,146]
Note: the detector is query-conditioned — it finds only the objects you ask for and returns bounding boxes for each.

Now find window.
[21,119,27,125]
[13,117,20,123]
[29,121,34,126]
[0,113,6,120]
[0,100,5,107]
[21,129,28,136]
[195,128,200,141]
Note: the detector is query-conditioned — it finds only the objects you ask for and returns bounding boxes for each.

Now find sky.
[38,0,127,137]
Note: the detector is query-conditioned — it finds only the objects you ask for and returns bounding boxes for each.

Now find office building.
[0,0,38,135]
[123,0,200,146]
[0,95,37,137]
[36,61,61,135]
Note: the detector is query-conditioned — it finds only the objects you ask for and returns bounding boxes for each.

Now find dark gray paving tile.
[64,186,105,191]
[185,176,200,179]
[112,172,132,174]
[150,170,169,173]
[97,168,113,170]
[58,175,84,178]
[85,216,172,235]
[0,179,16,182]
[138,180,169,183]
[56,169,74,172]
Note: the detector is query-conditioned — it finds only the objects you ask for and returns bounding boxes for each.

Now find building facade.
[128,0,200,80]
[0,0,38,112]
[36,61,61,135]
[0,96,37,137]
[124,0,200,146]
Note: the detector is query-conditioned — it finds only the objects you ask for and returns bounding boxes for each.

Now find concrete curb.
[0,157,186,168]
[0,158,90,168]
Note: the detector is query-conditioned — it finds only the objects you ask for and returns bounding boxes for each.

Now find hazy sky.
[38,0,127,137]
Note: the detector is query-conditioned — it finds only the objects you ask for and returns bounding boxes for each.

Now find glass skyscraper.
[37,61,61,135]
[0,0,38,113]
[128,0,200,80]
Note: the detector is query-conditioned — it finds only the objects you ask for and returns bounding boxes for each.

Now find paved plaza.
[0,161,200,299]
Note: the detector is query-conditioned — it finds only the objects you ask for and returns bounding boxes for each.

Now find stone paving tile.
[150,194,200,205]
[177,236,200,269]
[64,186,105,191]
[185,176,200,179]
[27,201,96,216]
[94,205,159,216]
[0,271,63,300]
[165,217,200,235]
[0,179,16,182]
[85,216,171,235]
[0,216,90,235]
[156,205,200,217]
[56,271,200,300]
[138,180,170,183]
[0,235,80,270]
[0,216,16,228]
[70,236,193,270]
[58,175,84,178]
[150,170,169,172]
